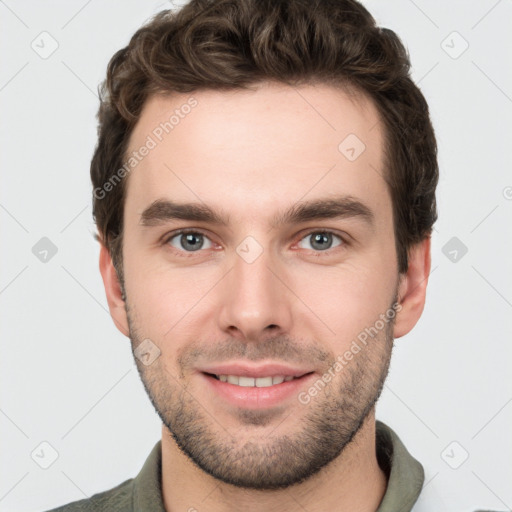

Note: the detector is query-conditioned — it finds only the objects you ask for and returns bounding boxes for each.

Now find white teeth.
[256,377,273,387]
[216,375,297,387]
[227,375,238,385]
[238,376,255,387]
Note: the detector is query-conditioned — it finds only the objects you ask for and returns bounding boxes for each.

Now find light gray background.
[1,1,511,511]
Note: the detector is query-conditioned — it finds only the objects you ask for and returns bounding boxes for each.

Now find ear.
[394,237,431,339]
[99,243,129,337]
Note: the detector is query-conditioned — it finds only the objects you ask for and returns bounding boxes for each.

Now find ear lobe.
[99,243,129,337]
[393,237,432,339]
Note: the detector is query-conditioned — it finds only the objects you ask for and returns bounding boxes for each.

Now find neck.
[161,409,387,512]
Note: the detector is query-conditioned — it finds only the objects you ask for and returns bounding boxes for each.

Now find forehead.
[123,81,388,226]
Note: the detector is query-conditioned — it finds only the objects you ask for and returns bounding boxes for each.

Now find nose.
[217,246,293,342]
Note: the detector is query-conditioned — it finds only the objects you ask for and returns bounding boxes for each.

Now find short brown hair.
[91,0,438,283]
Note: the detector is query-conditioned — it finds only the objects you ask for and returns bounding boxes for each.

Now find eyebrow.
[139,195,374,229]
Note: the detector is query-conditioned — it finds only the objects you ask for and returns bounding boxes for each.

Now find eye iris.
[311,232,332,251]
[181,233,203,251]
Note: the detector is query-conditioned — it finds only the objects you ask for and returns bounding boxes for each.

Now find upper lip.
[198,362,314,378]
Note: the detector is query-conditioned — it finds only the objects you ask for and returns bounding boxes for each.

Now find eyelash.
[161,228,348,259]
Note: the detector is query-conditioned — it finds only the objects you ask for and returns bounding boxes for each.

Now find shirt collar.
[132,420,424,511]
[375,420,425,511]
[132,439,166,511]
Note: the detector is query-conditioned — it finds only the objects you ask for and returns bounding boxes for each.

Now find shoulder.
[42,439,163,512]
[42,477,134,511]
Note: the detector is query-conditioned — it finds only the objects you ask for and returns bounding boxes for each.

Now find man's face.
[119,82,400,489]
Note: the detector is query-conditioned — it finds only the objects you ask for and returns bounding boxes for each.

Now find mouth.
[199,369,316,409]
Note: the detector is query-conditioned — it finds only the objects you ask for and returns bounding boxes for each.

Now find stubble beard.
[126,299,395,490]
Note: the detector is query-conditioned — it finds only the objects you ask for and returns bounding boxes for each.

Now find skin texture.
[99,81,431,511]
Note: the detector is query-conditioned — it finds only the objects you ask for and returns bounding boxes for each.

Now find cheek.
[125,256,218,338]
[291,259,397,346]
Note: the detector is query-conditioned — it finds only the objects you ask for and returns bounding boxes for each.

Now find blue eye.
[297,231,343,251]
[167,231,213,252]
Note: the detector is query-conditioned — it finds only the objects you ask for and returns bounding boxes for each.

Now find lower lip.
[200,372,315,409]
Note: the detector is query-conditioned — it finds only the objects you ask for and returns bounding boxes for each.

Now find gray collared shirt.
[44,420,494,511]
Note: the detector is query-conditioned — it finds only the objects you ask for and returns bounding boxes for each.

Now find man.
[47,0,483,510]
